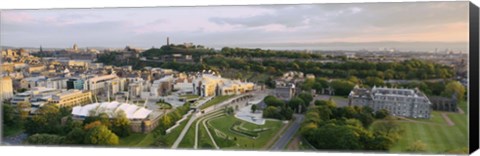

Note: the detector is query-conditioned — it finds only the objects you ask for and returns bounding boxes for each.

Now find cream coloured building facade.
[84,73,126,96]
[1,76,14,100]
[193,73,254,97]
[50,89,92,107]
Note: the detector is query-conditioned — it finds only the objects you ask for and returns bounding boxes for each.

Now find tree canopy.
[84,125,119,145]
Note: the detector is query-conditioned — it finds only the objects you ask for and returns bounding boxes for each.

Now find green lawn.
[180,94,200,99]
[389,101,468,154]
[178,120,196,148]
[2,124,24,137]
[199,95,234,110]
[198,120,215,149]
[409,111,445,125]
[208,115,284,150]
[119,133,155,147]
[163,114,193,146]
[178,111,223,148]
[118,114,195,148]
[156,102,172,109]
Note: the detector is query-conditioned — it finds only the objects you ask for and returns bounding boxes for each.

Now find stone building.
[348,85,432,118]
[428,95,458,112]
[274,82,296,101]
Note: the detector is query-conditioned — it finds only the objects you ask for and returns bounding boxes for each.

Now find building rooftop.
[72,101,152,120]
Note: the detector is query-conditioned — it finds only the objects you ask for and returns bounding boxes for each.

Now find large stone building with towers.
[348,85,432,118]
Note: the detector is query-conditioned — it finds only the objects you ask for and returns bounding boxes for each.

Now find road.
[171,93,254,149]
[270,114,304,151]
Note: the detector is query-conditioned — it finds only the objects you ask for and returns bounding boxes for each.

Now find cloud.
[0,1,469,50]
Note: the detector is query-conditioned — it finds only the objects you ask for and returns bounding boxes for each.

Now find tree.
[17,101,31,120]
[288,97,305,113]
[300,79,315,91]
[365,77,385,87]
[157,114,172,135]
[262,106,279,119]
[24,104,63,135]
[356,112,375,128]
[347,76,360,84]
[251,104,257,113]
[265,77,276,89]
[366,134,394,150]
[84,121,103,131]
[306,124,366,150]
[371,117,403,141]
[329,80,355,96]
[64,127,86,144]
[26,134,64,145]
[442,81,465,100]
[406,140,427,152]
[280,107,294,120]
[111,111,131,137]
[2,104,17,126]
[374,109,390,119]
[298,93,313,104]
[263,96,285,107]
[325,98,337,109]
[300,122,318,135]
[314,100,327,106]
[84,125,119,145]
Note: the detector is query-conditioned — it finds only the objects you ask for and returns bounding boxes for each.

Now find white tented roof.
[71,101,152,120]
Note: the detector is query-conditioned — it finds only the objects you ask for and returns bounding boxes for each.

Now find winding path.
[172,93,254,149]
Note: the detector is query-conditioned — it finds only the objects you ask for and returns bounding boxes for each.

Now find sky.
[0,1,470,51]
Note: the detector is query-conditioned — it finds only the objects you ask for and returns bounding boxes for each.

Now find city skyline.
[1,2,469,51]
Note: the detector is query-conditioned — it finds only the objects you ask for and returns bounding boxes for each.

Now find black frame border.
[469,1,479,154]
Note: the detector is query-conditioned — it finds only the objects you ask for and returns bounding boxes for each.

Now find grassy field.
[178,120,196,148]
[156,102,172,109]
[409,111,446,124]
[163,114,193,146]
[199,95,234,110]
[180,94,200,99]
[389,101,468,154]
[208,115,284,150]
[178,112,222,149]
[119,133,155,147]
[2,124,24,137]
[119,114,193,147]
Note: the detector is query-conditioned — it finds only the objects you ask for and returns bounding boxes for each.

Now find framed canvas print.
[1,0,479,155]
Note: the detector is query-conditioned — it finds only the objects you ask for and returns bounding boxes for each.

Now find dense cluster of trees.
[262,96,293,120]
[262,93,313,120]
[20,104,130,146]
[200,56,453,80]
[97,52,145,70]
[301,100,403,151]
[220,47,325,59]
[2,103,17,128]
[299,74,465,100]
[299,77,355,96]
[142,45,215,60]
[97,46,454,84]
